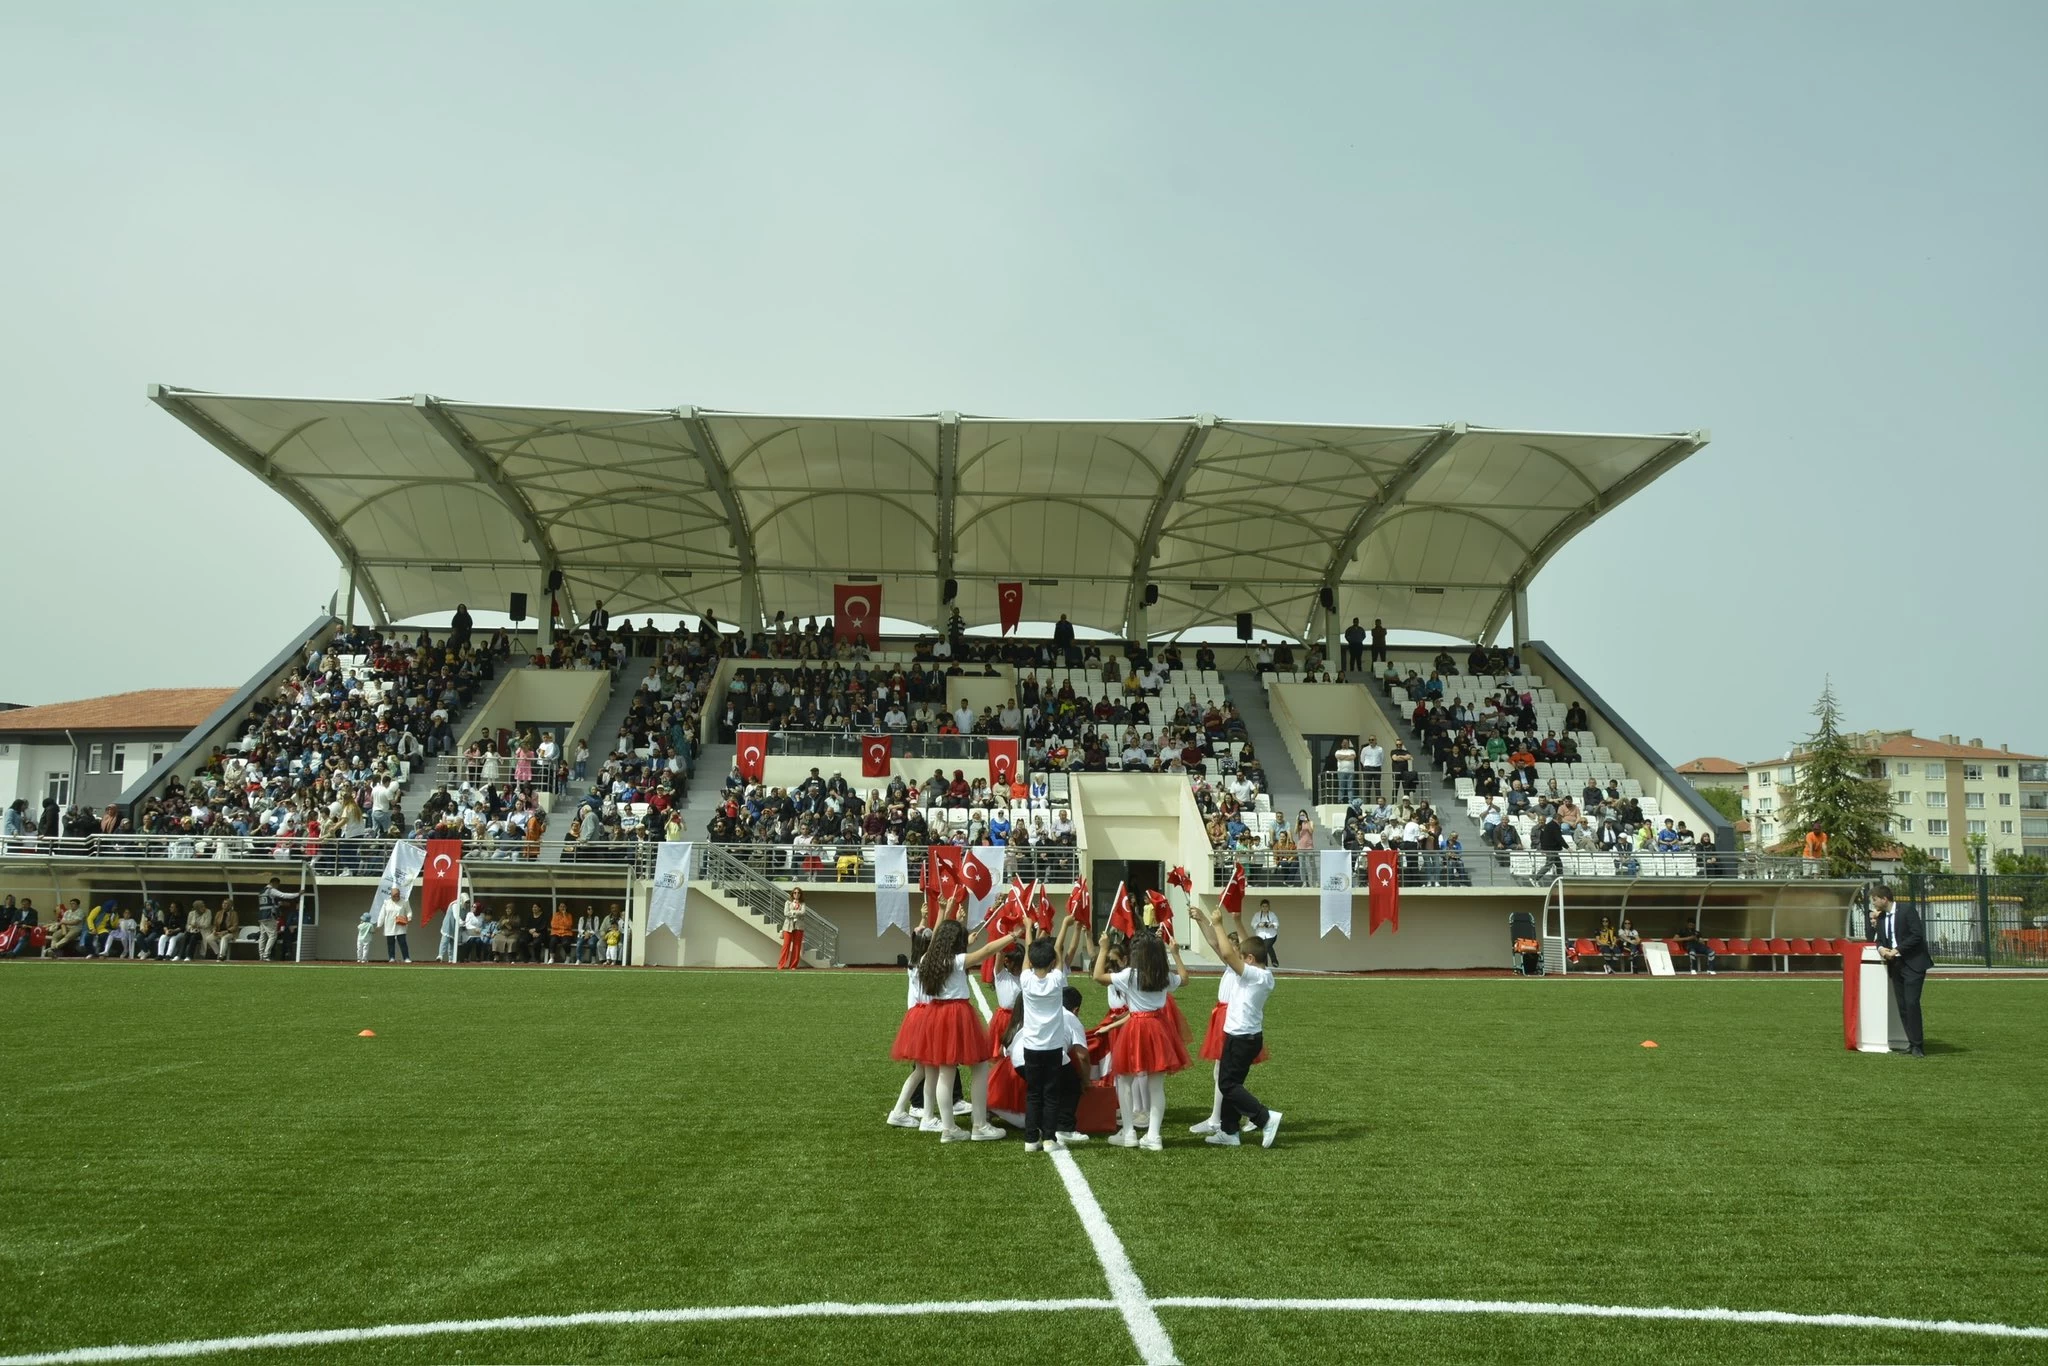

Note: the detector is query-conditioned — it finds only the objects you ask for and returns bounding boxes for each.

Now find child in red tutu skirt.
[985,942,1027,1119]
[1094,923,1190,1150]
[891,898,1018,1142]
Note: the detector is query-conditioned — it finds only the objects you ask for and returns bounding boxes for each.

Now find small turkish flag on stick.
[1220,863,1248,916]
[1108,883,1137,937]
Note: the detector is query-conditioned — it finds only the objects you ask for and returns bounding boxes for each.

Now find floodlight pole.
[1511,585,1530,649]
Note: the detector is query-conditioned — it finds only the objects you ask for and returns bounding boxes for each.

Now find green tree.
[1692,784,1744,828]
[1898,845,1944,875]
[1776,679,1894,876]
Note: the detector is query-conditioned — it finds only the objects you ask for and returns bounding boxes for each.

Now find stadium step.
[1221,669,1330,844]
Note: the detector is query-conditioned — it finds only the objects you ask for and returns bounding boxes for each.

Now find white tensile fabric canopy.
[150,386,1706,644]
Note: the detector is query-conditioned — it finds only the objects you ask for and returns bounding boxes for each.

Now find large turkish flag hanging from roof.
[997,581,1024,635]
[861,733,892,779]
[834,583,883,649]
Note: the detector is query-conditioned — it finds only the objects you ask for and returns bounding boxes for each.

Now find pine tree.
[1776,680,1895,876]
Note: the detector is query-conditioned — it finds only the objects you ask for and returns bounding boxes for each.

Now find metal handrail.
[1206,848,1826,890]
[0,832,650,872]
[421,756,570,791]
[692,844,841,966]
[692,841,1080,889]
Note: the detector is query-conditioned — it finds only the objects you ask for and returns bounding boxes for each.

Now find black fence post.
[1977,871,1995,969]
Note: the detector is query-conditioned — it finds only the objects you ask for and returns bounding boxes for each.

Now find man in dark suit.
[1870,884,1932,1056]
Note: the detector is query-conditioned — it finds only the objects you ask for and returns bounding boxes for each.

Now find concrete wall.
[1073,773,1184,864]
[1267,683,1382,789]
[945,669,1017,725]
[457,669,611,754]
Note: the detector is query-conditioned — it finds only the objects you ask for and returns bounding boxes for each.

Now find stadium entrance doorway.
[1092,859,1163,933]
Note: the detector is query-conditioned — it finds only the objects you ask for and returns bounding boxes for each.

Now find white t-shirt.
[1015,968,1069,1050]
[1010,1007,1088,1067]
[1215,968,1239,1006]
[1334,744,1357,772]
[1361,744,1385,768]
[1222,963,1274,1035]
[933,953,971,1001]
[1110,966,1182,1014]
[994,970,1020,1010]
[905,967,926,1009]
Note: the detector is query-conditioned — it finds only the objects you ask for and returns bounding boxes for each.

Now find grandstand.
[0,390,1869,974]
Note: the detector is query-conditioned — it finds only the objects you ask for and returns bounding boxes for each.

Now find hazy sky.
[3,3,2042,766]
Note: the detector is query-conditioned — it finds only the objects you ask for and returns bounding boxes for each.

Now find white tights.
[1206,1061,1224,1125]
[890,1066,921,1118]
[927,1061,991,1131]
[1118,1072,1167,1141]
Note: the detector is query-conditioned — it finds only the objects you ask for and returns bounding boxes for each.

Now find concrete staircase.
[535,661,651,864]
[1354,684,1491,857]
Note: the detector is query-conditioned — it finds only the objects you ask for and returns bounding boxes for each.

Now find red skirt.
[1087,1006,1128,1067]
[1198,1002,1270,1064]
[1110,1009,1191,1077]
[1163,994,1193,1048]
[892,998,989,1067]
[986,1006,1013,1062]
[988,1054,1026,1112]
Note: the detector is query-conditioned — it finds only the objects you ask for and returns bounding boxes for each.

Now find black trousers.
[1022,1048,1067,1143]
[1342,643,1363,672]
[1257,934,1278,967]
[1361,765,1382,801]
[1887,960,1928,1049]
[1217,1031,1270,1134]
[1053,1060,1083,1134]
[1370,642,1387,663]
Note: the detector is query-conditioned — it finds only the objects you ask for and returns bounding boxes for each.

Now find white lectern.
[1855,944,1907,1053]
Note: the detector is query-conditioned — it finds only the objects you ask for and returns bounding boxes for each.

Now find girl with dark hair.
[890,897,1017,1142]
[1093,925,1190,1150]
[885,927,936,1129]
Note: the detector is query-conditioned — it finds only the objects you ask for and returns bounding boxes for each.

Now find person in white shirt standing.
[1193,898,1282,1148]
[1359,736,1385,803]
[1250,899,1280,968]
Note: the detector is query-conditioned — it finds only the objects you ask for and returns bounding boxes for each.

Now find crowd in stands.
[445,898,627,963]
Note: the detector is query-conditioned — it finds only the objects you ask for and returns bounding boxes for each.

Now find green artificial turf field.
[2,963,2044,1365]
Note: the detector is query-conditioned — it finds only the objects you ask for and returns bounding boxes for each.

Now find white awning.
[151,385,1705,643]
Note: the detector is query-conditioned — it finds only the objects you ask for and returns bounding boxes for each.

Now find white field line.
[1049,1148,1180,1363]
[1152,1296,2048,1340]
[968,966,1177,1363]
[8,1293,2045,1366]
[0,1300,1118,1366]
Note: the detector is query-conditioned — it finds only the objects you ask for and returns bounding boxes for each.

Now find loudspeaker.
[546,568,564,593]
[1319,585,1335,612]
[1235,611,1253,641]
[943,577,958,604]
[508,592,528,622]
[1143,582,1159,607]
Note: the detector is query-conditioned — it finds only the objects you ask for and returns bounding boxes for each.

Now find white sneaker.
[1204,1132,1242,1147]
[1708,969,1717,975]
[1056,1131,1089,1145]
[1188,1118,1220,1136]
[1024,1141,1042,1153]
[1261,1111,1283,1148]
[939,1127,970,1143]
[970,1124,1006,1142]
[952,1100,973,1117]
[909,1106,927,1119]
[918,1117,943,1133]
[885,1112,919,1129]
[1106,1129,1138,1148]
[1240,1117,1258,1134]
[1139,1134,1163,1152]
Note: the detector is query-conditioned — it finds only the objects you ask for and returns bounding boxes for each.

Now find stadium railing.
[1203,848,1819,890]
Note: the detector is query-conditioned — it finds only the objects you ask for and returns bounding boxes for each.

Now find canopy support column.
[1125,413,1215,643]
[679,408,763,637]
[1511,585,1530,648]
[934,411,960,628]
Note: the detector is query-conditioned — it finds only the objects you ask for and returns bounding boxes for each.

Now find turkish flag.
[1366,848,1401,934]
[1143,888,1175,939]
[997,581,1024,635]
[834,583,883,650]
[1220,862,1248,916]
[422,839,462,922]
[1028,884,1055,935]
[1166,865,1193,895]
[860,734,892,778]
[960,853,994,902]
[1108,883,1137,937]
[736,729,768,782]
[1066,875,1091,927]
[987,737,1020,791]
[923,846,961,927]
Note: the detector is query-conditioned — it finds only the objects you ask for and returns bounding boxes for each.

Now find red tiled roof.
[0,688,234,735]
[1749,735,2046,766]
[1677,756,1746,775]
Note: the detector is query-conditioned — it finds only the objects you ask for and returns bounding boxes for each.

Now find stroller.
[1509,910,1545,976]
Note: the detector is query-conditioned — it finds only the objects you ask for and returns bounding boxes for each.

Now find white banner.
[649,841,691,938]
[967,846,1006,929]
[373,840,425,912]
[1319,847,1354,939]
[873,844,910,937]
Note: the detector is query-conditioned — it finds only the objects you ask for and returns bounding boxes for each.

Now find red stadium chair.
[1788,937,1815,959]
[1706,938,1731,955]
[1570,937,1600,971]
[1765,937,1793,971]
